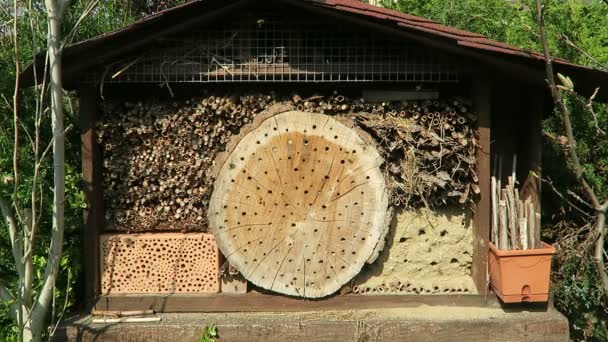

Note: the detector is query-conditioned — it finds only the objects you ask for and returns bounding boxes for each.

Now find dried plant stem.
[492,175,540,250]
[585,88,606,136]
[539,177,592,218]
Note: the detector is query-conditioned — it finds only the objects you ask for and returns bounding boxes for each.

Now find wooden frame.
[83,79,496,311]
[72,8,512,311]
[94,293,495,312]
[519,87,544,211]
[80,86,104,308]
[471,76,492,296]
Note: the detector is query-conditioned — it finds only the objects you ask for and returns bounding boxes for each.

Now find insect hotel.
[22,0,608,340]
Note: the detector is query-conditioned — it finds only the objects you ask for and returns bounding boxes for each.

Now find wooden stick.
[535,212,542,249]
[518,217,528,250]
[92,317,161,324]
[505,187,518,250]
[91,310,154,317]
[515,191,527,250]
[512,154,517,184]
[491,176,498,244]
[496,162,503,245]
[526,201,535,249]
[516,189,523,217]
[499,199,509,250]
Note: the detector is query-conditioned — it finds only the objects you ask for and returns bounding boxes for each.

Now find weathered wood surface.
[208,109,390,298]
[471,77,491,295]
[56,303,569,342]
[79,86,103,308]
[94,293,494,313]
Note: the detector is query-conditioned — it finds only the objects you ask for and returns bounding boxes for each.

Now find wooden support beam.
[56,304,571,342]
[80,85,103,309]
[471,77,491,296]
[520,87,545,213]
[94,293,496,313]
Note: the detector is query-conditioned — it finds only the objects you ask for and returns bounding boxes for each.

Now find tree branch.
[585,88,606,136]
[32,1,71,334]
[0,283,14,303]
[0,197,24,280]
[535,0,608,294]
[566,189,593,210]
[535,0,601,210]
[560,34,608,72]
[61,0,99,49]
[11,0,22,225]
[539,177,592,217]
[0,283,17,321]
[593,210,608,292]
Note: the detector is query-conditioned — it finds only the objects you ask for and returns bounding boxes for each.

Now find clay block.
[100,233,220,294]
[221,274,248,294]
[353,206,476,295]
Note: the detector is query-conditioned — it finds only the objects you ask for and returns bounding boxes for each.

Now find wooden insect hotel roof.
[20,0,608,101]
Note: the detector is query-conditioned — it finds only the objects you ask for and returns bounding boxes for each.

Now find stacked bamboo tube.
[99,94,274,231]
[98,92,479,232]
[353,99,479,207]
[491,175,541,250]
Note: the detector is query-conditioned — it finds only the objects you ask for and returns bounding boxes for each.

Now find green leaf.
[557,73,574,91]
[201,324,218,342]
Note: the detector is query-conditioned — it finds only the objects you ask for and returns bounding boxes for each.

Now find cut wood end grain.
[208,111,391,298]
[491,175,541,250]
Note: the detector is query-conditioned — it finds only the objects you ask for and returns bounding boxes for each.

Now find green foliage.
[383,0,536,45]
[201,324,218,342]
[553,255,608,341]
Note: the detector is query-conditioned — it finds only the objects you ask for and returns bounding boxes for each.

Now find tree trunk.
[26,2,68,341]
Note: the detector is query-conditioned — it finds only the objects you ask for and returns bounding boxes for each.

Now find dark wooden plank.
[80,86,103,309]
[56,303,570,342]
[94,293,496,313]
[519,86,545,212]
[491,80,520,181]
[471,77,491,296]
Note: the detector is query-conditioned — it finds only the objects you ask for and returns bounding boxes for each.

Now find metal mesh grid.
[91,13,461,84]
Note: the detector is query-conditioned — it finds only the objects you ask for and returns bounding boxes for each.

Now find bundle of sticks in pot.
[491,156,541,250]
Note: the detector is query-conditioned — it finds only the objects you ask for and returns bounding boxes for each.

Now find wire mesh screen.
[92,13,462,84]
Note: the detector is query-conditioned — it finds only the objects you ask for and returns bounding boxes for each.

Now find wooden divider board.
[208,109,390,298]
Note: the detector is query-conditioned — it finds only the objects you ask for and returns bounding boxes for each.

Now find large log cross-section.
[209,109,391,298]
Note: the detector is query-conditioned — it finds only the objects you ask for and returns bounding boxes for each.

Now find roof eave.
[19,0,608,102]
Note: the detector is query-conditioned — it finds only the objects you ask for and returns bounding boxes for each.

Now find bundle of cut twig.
[491,175,541,250]
[351,100,479,208]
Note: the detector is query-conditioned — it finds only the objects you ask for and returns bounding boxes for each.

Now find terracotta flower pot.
[489,242,555,303]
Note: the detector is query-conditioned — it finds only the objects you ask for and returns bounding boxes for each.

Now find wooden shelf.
[94,292,497,313]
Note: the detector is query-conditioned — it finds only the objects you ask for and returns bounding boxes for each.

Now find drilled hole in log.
[209,111,389,298]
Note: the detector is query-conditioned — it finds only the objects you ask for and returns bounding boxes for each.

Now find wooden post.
[520,87,544,218]
[472,77,491,296]
[80,85,103,308]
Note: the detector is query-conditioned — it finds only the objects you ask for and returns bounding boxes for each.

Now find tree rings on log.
[208,109,390,298]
